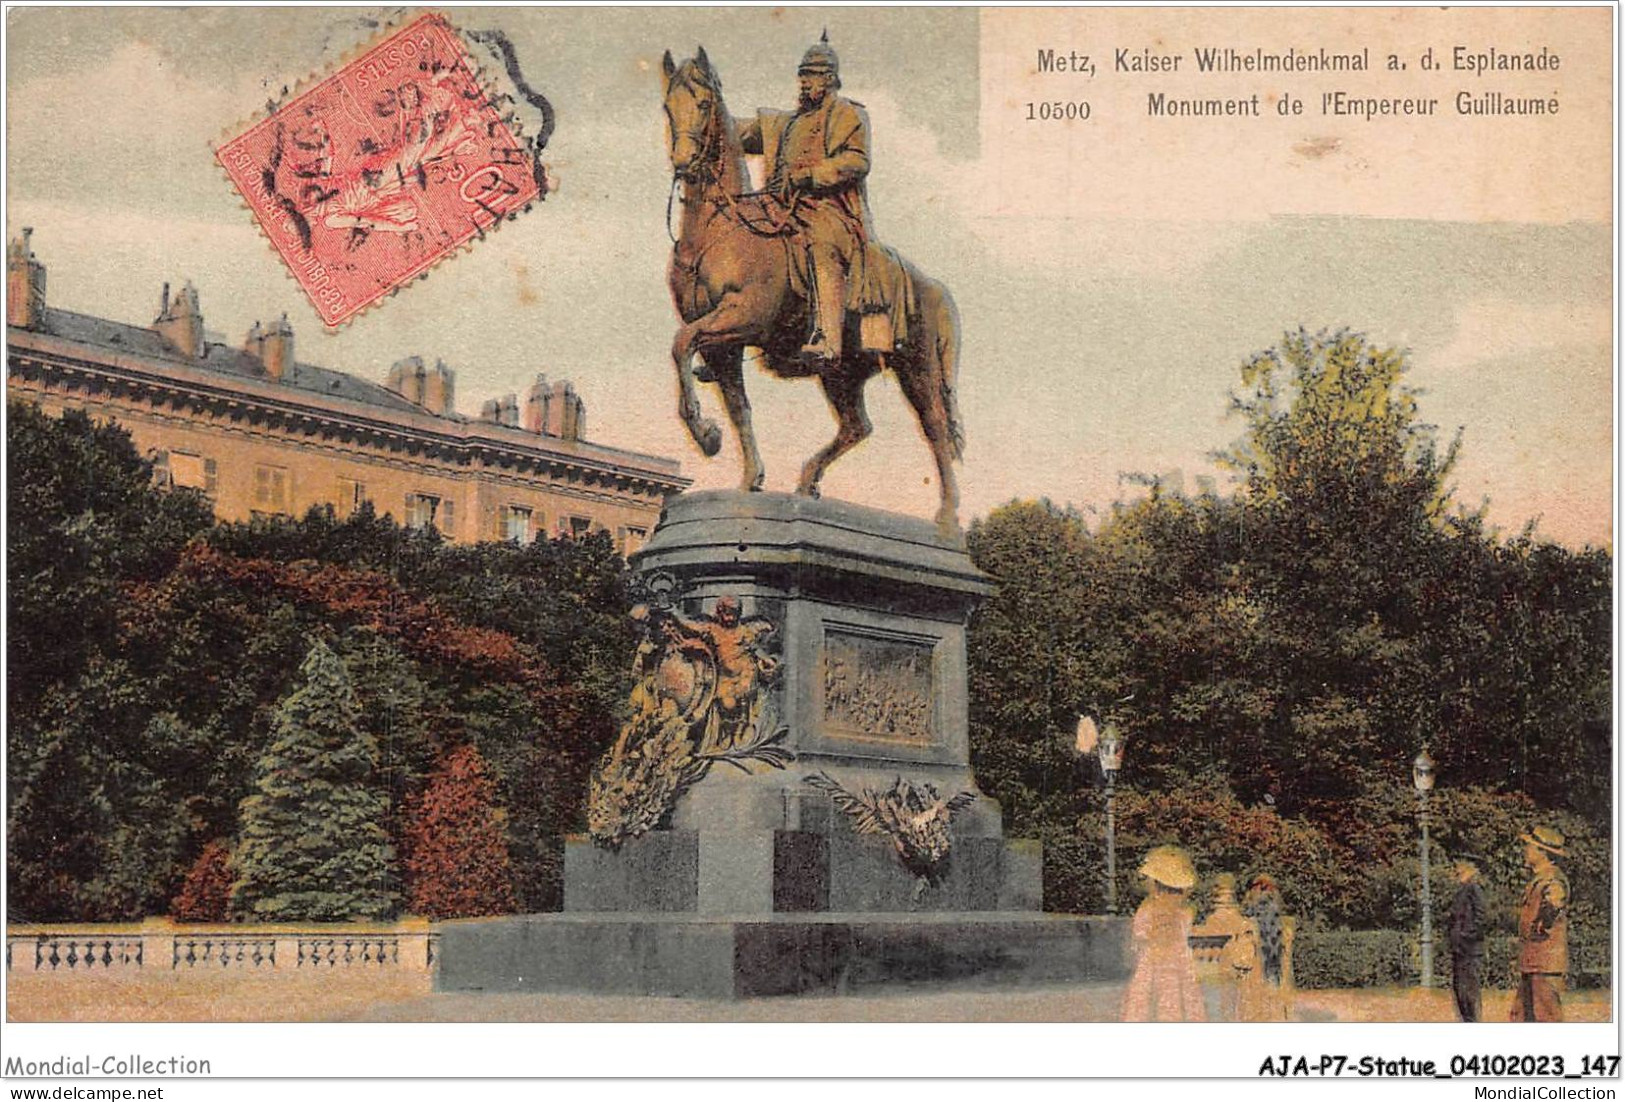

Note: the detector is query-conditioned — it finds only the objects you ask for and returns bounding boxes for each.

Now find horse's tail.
[932,280,966,462]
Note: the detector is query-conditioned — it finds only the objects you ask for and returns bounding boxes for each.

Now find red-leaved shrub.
[170,839,234,922]
[404,744,518,919]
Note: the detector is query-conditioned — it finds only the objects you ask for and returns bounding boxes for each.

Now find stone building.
[6,230,687,552]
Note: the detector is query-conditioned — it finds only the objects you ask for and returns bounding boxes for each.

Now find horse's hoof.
[795,484,821,500]
[699,421,722,457]
[744,473,766,493]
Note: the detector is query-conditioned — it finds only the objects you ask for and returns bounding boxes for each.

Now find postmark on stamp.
[214,13,544,328]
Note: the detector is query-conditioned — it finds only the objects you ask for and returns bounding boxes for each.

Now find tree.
[230,640,396,921]
[8,406,637,920]
[7,401,212,716]
[1214,328,1461,808]
[965,500,1095,835]
[404,744,517,918]
[965,327,1611,936]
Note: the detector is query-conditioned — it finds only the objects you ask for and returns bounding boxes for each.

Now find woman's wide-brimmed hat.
[1521,825,1568,858]
[1139,844,1197,890]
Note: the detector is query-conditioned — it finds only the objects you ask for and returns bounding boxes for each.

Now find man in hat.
[1510,825,1569,1022]
[738,34,873,364]
[1447,854,1486,1022]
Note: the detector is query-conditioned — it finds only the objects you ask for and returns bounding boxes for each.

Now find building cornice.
[8,326,691,498]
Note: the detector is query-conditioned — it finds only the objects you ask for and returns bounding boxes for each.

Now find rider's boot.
[801,244,845,364]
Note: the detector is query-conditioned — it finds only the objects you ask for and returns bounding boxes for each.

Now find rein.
[669,82,801,240]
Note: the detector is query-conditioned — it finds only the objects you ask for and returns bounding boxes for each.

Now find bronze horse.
[661,49,965,531]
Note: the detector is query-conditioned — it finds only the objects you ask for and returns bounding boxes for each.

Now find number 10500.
[1025,101,1092,121]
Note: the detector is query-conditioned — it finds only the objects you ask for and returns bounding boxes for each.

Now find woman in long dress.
[1242,874,1288,1020]
[1120,844,1206,1022]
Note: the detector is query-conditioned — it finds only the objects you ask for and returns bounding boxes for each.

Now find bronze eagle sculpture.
[804,771,977,900]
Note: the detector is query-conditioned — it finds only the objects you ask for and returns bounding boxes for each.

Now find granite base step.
[437,912,1130,999]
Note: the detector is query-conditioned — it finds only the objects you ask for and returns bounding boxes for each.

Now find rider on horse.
[736,33,873,365]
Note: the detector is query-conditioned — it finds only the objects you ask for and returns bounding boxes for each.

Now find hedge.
[1293,927,1413,989]
[1293,926,1611,990]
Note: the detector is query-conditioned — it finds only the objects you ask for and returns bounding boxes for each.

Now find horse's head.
[661,47,723,182]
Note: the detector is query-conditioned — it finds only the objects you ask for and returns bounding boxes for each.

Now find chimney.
[387,356,427,405]
[7,228,47,330]
[154,280,203,358]
[260,313,294,381]
[560,381,583,440]
[522,373,550,433]
[543,380,569,437]
[422,358,456,417]
[569,384,585,441]
[244,320,264,358]
[481,393,519,426]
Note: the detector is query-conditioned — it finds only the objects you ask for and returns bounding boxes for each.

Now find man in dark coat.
[1447,854,1486,1022]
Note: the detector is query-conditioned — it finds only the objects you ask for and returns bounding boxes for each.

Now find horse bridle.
[666,68,800,241]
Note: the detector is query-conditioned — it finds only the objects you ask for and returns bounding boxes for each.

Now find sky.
[5,6,1613,548]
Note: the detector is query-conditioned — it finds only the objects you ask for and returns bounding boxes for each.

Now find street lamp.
[1079,715,1126,915]
[1413,747,1437,988]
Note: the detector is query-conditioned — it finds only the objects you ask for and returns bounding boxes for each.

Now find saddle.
[784,237,918,353]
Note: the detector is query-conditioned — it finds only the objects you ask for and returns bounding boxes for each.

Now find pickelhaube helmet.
[798,30,839,78]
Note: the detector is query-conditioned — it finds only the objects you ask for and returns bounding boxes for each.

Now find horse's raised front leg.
[708,346,765,492]
[672,320,723,458]
[798,365,872,498]
[672,291,761,464]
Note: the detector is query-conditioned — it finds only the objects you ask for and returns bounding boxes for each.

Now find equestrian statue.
[661,37,965,532]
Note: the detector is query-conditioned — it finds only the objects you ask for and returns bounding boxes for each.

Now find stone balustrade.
[6,918,439,976]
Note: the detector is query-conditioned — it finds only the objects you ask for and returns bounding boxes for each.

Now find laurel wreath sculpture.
[588,586,792,849]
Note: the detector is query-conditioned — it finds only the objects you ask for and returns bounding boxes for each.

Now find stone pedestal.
[438,912,1128,998]
[439,492,1129,996]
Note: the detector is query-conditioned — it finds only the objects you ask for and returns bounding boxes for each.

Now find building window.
[253,464,289,512]
[406,493,454,534]
[502,505,534,543]
[619,525,649,555]
[336,477,368,518]
[154,451,218,499]
[406,493,438,530]
[565,515,593,538]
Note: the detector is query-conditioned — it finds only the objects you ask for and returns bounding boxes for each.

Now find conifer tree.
[404,744,517,919]
[230,640,396,920]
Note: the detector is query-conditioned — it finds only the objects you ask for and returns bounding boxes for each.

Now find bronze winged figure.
[804,771,976,901]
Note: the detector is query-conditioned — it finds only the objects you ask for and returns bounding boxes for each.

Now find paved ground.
[7,972,1611,1023]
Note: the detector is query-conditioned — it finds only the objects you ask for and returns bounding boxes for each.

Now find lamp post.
[1097,720,1125,915]
[1413,747,1437,988]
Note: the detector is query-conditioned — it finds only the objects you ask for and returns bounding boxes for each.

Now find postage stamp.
[214,13,543,328]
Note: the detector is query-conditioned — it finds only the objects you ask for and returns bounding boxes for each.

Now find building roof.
[41,307,428,417]
[13,306,687,486]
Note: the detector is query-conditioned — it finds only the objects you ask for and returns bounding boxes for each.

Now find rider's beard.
[798,84,826,112]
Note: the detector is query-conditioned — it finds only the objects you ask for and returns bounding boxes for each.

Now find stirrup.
[799,332,840,364]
